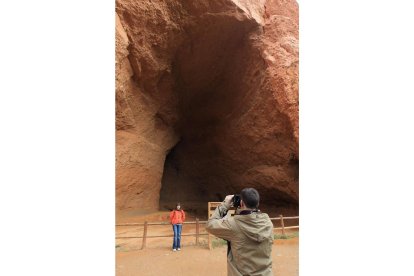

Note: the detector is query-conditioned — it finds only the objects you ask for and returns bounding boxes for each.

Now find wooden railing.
[270,215,299,236]
[116,215,299,250]
[116,218,208,249]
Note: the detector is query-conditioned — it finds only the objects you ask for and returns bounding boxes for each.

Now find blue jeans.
[172,224,182,249]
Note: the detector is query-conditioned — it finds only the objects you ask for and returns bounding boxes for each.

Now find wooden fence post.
[208,202,212,250]
[280,215,286,237]
[195,218,199,246]
[141,221,148,250]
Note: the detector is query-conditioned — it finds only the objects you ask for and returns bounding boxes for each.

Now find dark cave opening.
[157,12,298,218]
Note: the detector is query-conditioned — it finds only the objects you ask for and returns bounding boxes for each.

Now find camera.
[232,194,241,208]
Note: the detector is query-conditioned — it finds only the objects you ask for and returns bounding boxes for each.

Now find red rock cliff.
[116,0,298,212]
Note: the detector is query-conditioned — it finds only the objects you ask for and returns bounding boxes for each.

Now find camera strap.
[237,209,260,215]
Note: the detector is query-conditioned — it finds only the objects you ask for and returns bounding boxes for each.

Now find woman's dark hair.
[240,188,260,209]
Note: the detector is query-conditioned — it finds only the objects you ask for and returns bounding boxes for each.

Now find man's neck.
[236,207,256,215]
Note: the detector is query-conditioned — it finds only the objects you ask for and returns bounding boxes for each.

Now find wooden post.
[141,221,148,250]
[196,218,199,246]
[280,215,286,237]
[208,202,212,250]
[207,202,225,250]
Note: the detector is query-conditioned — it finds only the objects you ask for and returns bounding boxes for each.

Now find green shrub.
[212,238,228,248]
[274,231,299,240]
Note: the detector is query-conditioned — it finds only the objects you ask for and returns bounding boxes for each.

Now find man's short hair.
[241,188,260,209]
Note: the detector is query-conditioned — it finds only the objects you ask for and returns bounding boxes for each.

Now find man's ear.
[240,200,245,208]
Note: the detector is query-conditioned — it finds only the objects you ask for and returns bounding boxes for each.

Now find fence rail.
[116,215,298,250]
[116,221,208,227]
[117,216,299,227]
[117,233,209,239]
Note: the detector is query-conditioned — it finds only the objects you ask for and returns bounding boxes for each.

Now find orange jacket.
[170,210,186,224]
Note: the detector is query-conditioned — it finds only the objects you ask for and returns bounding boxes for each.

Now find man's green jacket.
[206,203,274,276]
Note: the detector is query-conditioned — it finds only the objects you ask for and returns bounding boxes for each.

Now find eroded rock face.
[116,0,298,213]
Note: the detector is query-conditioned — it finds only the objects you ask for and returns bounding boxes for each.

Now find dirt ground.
[116,210,298,276]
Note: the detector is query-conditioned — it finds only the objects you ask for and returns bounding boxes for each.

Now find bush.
[212,238,228,248]
[274,231,299,240]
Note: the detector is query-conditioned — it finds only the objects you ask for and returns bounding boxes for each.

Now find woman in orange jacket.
[170,203,186,251]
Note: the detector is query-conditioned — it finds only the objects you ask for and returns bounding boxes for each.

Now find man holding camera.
[206,188,274,276]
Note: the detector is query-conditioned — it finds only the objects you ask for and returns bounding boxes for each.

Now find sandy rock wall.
[116,0,298,212]
[116,12,179,210]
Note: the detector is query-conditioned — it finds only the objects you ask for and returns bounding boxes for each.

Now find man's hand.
[223,195,234,209]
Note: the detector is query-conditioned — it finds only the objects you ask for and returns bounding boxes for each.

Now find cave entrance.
[156,11,298,218]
